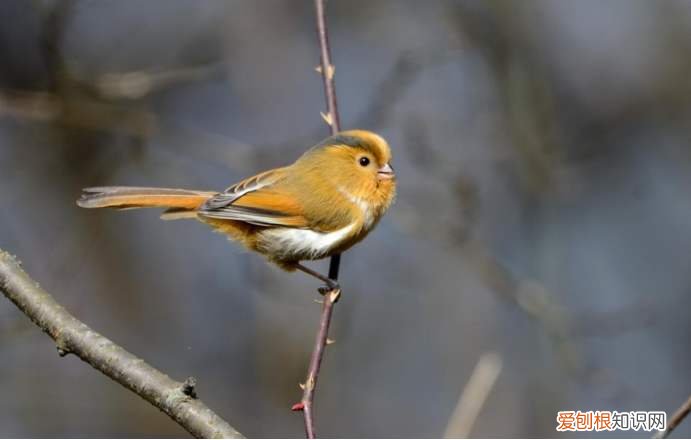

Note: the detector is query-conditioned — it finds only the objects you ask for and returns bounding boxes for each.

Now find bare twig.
[0,249,243,439]
[292,289,340,439]
[314,0,341,135]
[314,0,342,280]
[291,1,344,438]
[654,395,691,439]
[443,352,503,438]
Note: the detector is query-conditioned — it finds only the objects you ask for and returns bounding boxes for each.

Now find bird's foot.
[318,278,340,296]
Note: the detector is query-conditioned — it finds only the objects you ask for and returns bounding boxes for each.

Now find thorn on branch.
[315,64,335,80]
[56,339,70,357]
[305,375,315,392]
[292,402,305,412]
[320,111,333,126]
[182,376,198,398]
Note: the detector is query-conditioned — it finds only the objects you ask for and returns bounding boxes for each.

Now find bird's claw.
[318,279,340,296]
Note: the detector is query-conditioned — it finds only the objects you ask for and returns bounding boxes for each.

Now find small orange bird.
[77,130,396,290]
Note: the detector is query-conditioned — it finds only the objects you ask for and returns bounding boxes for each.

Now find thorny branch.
[0,249,244,439]
[291,1,343,438]
[314,0,343,281]
[291,289,340,439]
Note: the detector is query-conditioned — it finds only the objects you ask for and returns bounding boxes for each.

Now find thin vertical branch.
[314,0,341,135]
[314,0,342,281]
[291,1,343,438]
[654,395,691,439]
[292,289,340,439]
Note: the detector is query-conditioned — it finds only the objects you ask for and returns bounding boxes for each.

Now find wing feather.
[198,167,309,228]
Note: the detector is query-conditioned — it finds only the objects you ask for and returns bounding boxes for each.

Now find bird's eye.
[359,157,370,167]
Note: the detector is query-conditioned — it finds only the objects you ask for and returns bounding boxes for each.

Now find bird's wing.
[198,167,309,228]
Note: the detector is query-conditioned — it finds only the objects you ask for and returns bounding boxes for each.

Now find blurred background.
[1,0,691,437]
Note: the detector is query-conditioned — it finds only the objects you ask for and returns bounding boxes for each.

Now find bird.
[77,130,396,291]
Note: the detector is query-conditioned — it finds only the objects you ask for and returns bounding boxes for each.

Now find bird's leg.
[295,263,340,294]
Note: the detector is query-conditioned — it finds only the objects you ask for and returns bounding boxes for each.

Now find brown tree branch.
[291,1,344,438]
[291,289,340,439]
[314,0,343,281]
[314,0,341,136]
[0,249,244,439]
[654,395,691,439]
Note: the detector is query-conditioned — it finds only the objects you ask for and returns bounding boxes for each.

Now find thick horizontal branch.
[0,249,243,439]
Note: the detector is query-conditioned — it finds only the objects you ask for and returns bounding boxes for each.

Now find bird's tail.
[77,186,216,219]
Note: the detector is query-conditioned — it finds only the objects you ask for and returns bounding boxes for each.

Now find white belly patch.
[259,223,357,260]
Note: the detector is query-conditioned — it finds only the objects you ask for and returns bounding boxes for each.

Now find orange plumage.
[77,130,396,287]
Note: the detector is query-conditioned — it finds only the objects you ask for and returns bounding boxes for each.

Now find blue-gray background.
[1,0,690,437]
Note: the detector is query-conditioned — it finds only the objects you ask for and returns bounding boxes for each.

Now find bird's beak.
[377,163,395,180]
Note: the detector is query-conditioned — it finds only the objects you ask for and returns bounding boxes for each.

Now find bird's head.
[299,129,396,190]
[294,130,396,219]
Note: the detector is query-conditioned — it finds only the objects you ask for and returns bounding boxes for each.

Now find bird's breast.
[336,186,376,230]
